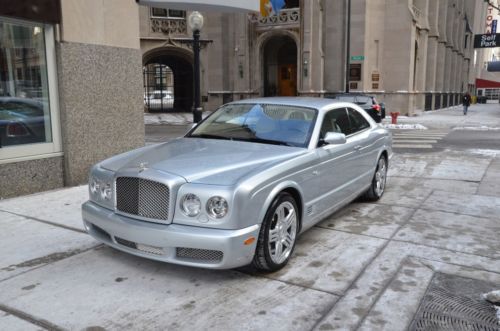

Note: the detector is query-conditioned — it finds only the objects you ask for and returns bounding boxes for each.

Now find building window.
[151,8,186,19]
[0,16,61,161]
[284,0,300,9]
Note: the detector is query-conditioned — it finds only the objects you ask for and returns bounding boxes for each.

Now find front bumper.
[82,201,260,269]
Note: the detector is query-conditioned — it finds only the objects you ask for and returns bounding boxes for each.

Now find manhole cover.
[409,273,500,331]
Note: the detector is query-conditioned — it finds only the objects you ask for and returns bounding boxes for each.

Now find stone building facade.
[139,0,488,116]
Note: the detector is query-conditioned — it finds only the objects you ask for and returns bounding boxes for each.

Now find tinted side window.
[319,108,350,140]
[347,108,370,133]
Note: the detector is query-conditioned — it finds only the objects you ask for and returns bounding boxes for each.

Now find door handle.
[354,145,362,150]
[312,170,320,176]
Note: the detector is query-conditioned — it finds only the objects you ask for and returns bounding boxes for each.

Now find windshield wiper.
[244,137,295,147]
[188,133,231,140]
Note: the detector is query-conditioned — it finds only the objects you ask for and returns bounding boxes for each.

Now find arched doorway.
[263,36,297,96]
[143,48,193,112]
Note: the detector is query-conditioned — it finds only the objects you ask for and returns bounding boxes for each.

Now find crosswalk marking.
[394,139,438,144]
[392,144,433,149]
[391,130,449,150]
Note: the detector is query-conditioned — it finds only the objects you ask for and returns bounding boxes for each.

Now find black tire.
[252,192,299,272]
[363,156,388,201]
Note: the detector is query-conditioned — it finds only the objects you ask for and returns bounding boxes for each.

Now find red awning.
[476,78,500,88]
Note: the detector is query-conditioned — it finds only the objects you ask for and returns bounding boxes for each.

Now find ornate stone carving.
[151,18,187,35]
[249,8,300,29]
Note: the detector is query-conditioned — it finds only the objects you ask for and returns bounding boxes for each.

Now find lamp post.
[188,11,204,123]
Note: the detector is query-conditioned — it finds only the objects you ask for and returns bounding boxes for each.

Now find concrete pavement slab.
[477,157,500,197]
[422,190,500,219]
[0,247,337,331]
[379,177,478,209]
[389,153,490,182]
[263,228,386,294]
[394,209,500,259]
[0,211,98,281]
[0,185,88,231]
[317,203,415,238]
[358,259,434,331]
[0,312,42,331]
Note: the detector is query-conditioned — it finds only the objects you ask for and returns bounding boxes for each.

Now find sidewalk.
[384,102,500,130]
[1,105,500,330]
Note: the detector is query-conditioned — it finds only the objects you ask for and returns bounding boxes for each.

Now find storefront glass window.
[0,20,52,148]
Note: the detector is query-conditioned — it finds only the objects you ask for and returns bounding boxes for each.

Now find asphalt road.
[443,130,500,150]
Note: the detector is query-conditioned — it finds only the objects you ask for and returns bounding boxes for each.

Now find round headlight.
[90,178,99,195]
[180,194,201,217]
[206,196,228,219]
[100,183,112,200]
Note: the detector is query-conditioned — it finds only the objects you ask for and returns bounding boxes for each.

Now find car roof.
[228,97,346,111]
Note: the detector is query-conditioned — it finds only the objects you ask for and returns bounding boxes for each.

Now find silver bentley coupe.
[82,97,392,271]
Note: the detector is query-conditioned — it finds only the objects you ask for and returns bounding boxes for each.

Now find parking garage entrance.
[143,48,193,112]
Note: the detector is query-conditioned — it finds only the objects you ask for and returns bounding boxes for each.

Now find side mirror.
[191,123,198,129]
[324,132,346,145]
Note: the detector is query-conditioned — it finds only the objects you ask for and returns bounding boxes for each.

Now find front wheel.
[252,193,298,272]
[363,156,387,201]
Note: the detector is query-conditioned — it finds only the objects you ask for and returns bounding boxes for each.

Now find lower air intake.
[176,247,223,263]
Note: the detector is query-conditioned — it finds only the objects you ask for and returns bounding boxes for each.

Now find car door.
[346,107,379,192]
[310,107,360,220]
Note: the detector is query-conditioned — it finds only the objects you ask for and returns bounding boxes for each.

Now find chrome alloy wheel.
[268,201,297,265]
[374,157,387,197]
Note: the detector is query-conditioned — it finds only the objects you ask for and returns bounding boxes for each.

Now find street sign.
[474,34,500,48]
[351,55,365,61]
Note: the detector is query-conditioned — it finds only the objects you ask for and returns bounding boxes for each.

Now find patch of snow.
[483,290,500,304]
[383,123,428,130]
[483,290,500,325]
[467,149,500,157]
[453,126,500,131]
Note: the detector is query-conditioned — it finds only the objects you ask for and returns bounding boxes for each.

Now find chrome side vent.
[307,205,314,216]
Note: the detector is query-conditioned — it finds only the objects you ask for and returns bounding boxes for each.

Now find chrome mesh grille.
[176,247,224,263]
[116,177,169,221]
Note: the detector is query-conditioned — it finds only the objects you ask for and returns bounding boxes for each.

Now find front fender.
[251,180,304,230]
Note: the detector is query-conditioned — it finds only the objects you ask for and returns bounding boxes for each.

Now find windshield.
[187,103,317,148]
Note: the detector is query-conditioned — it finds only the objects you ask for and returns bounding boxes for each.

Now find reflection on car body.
[0,97,47,147]
[82,97,392,271]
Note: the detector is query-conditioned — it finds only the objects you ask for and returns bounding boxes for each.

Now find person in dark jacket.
[462,92,471,115]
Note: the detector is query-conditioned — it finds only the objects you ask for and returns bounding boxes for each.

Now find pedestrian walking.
[462,92,471,115]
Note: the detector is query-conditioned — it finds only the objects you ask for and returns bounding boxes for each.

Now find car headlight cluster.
[180,194,228,219]
[89,176,112,201]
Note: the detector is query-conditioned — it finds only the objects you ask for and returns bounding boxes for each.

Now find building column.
[435,42,446,108]
[415,29,429,112]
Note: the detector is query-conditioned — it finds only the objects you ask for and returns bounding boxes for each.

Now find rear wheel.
[363,156,387,201]
[253,192,298,272]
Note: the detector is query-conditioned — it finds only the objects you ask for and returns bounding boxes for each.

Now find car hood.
[100,138,306,185]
